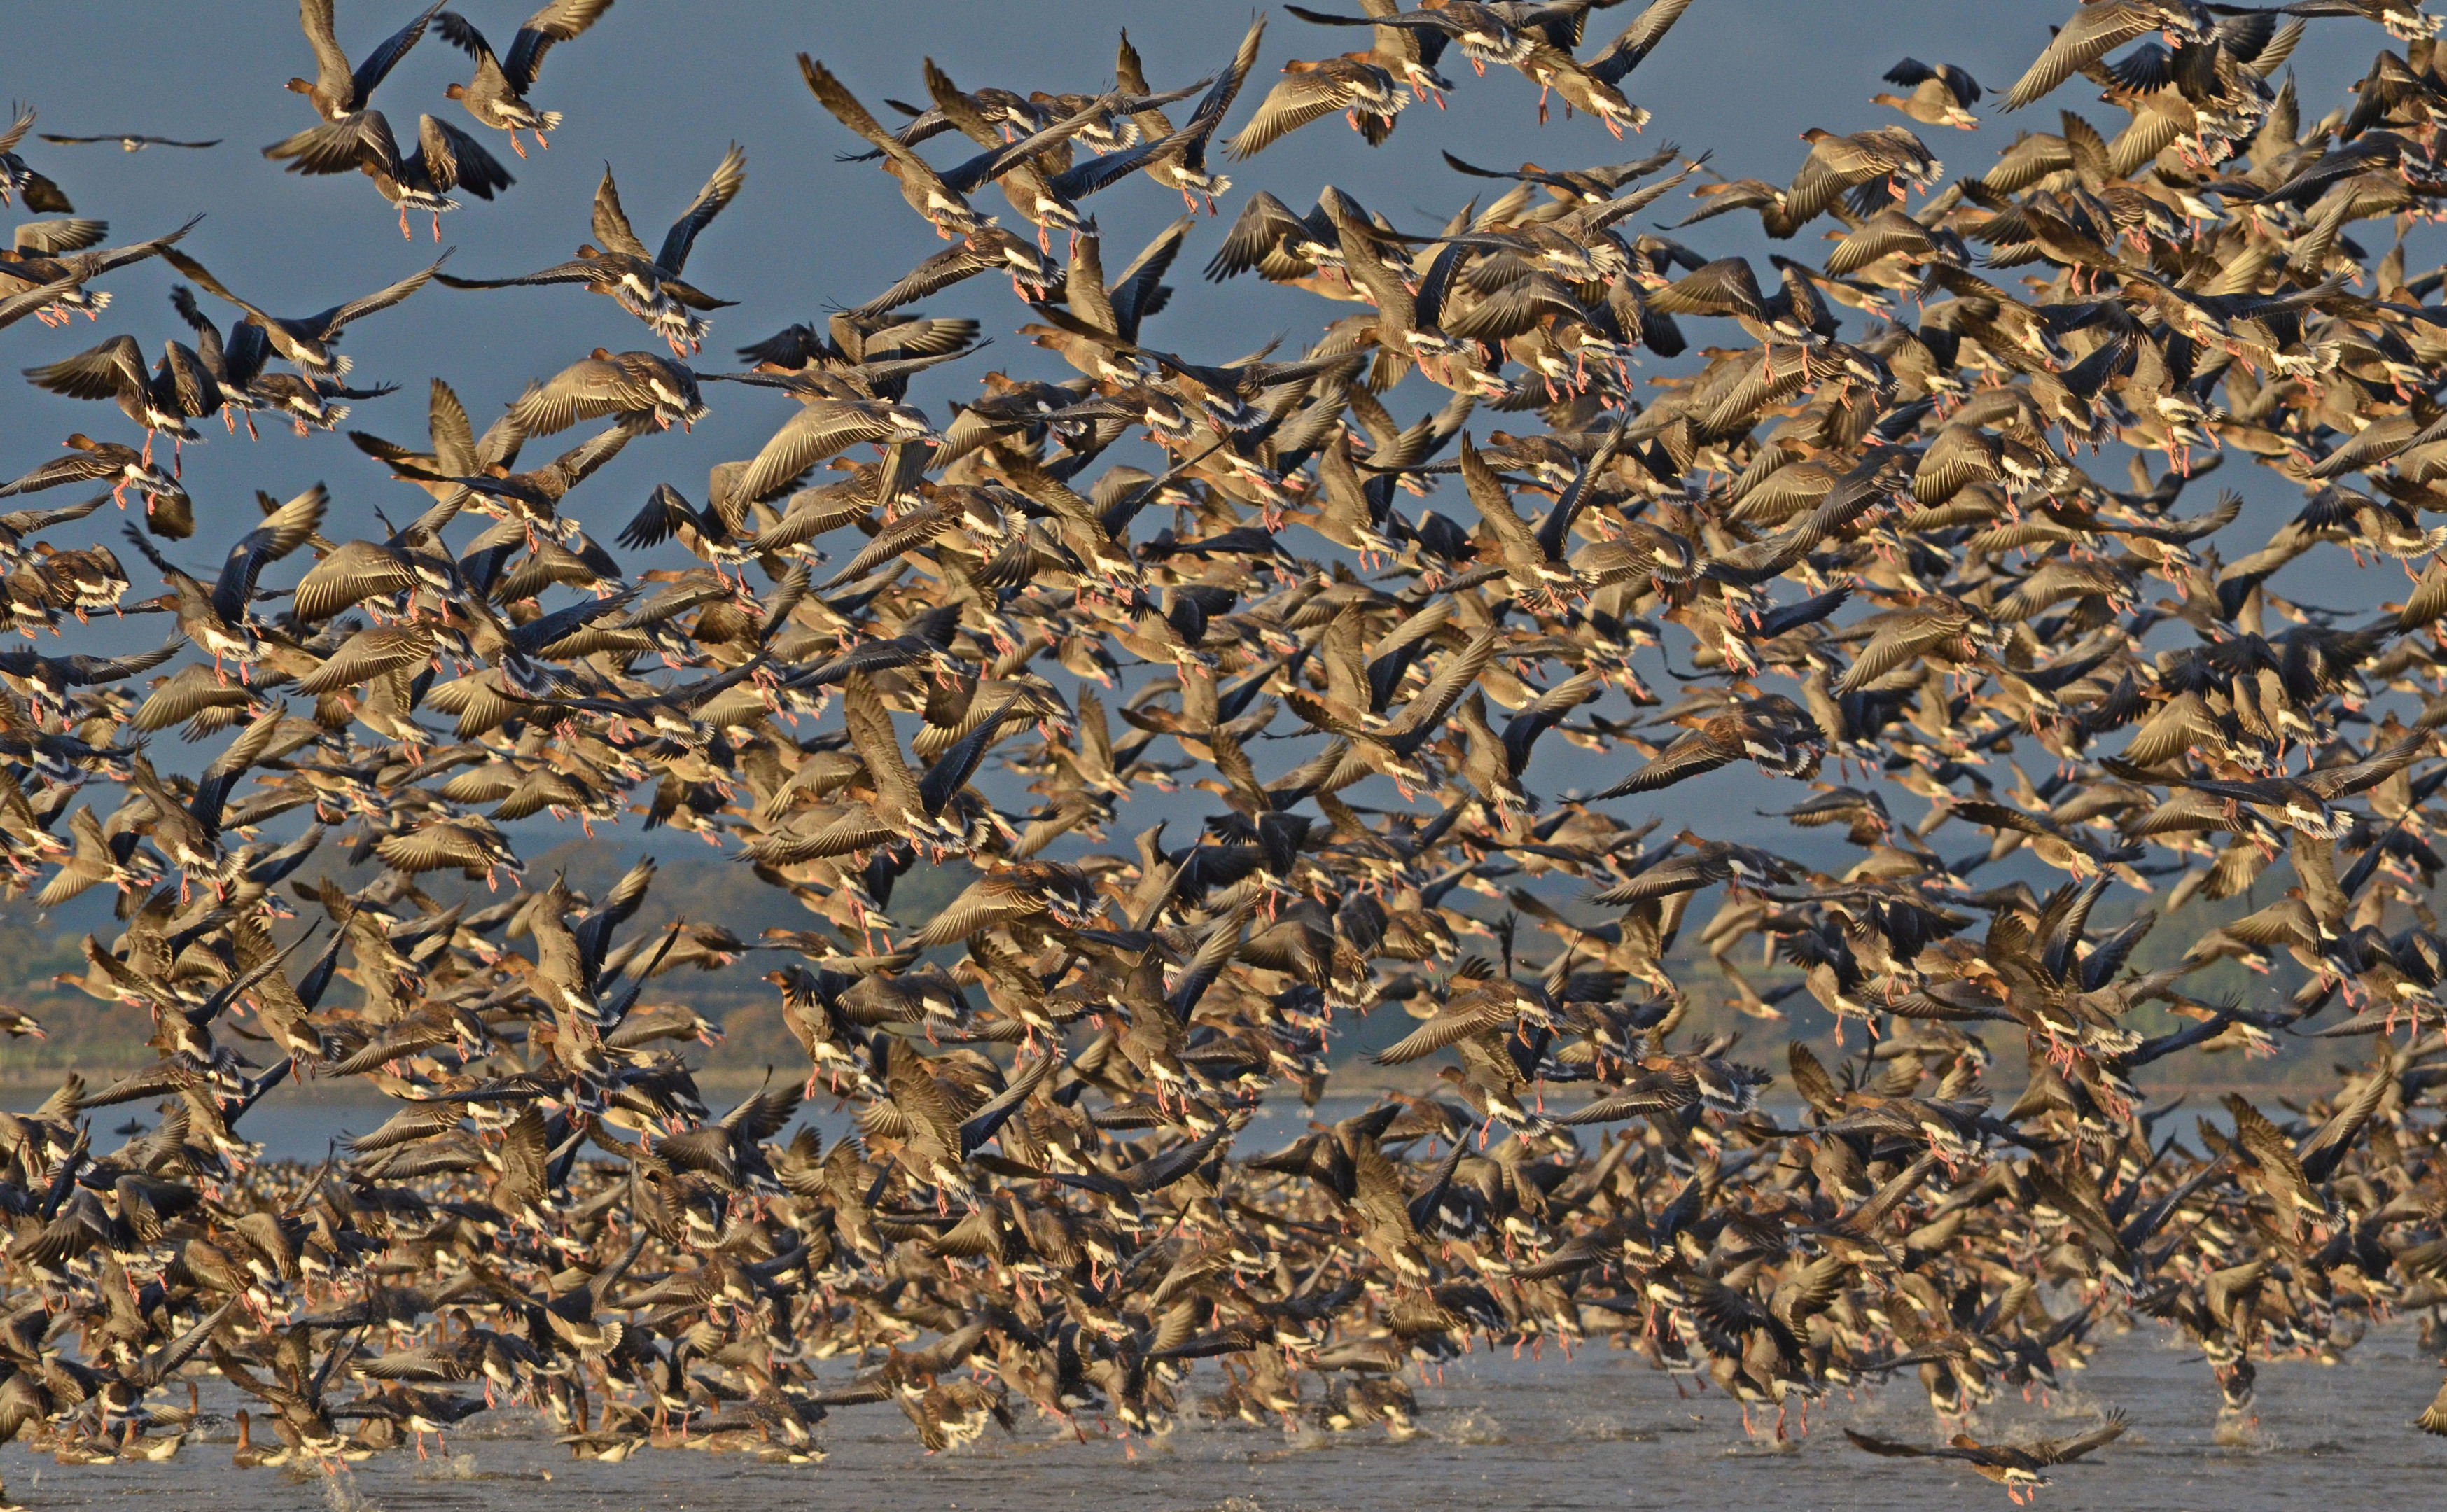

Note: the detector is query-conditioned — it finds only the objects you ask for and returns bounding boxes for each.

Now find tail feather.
[2420,1378,2447,1436]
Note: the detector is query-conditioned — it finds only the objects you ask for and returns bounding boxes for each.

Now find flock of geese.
[6,0,2447,1496]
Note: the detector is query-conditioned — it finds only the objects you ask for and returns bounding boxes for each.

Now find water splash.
[321,1469,382,1512]
[413,1452,481,1480]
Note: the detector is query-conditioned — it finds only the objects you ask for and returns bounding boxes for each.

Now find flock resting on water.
[9,0,2447,1497]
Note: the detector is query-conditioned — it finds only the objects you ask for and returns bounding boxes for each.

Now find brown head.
[445,83,467,101]
[285,78,314,96]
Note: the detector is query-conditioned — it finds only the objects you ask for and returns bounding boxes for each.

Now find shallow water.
[7,1320,2441,1511]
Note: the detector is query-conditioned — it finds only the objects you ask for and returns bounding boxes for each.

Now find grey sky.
[5,1,2411,524]
[3,1,2431,895]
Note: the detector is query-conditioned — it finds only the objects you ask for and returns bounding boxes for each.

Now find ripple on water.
[1563,1415,1657,1443]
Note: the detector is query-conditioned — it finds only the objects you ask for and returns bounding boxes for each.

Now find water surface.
[8,1319,2439,1511]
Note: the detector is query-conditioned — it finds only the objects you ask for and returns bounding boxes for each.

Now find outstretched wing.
[436,258,606,291]
[305,251,449,336]
[800,55,901,150]
[352,1,449,108]
[22,335,147,403]
[503,0,617,94]
[11,218,109,255]
[590,164,653,260]
[1379,626,1500,750]
[2301,732,2425,799]
[160,246,274,325]
[296,0,357,109]
[2002,1,2162,111]
[2028,1410,2128,1465]
[213,483,328,624]
[656,141,746,274]
[1843,1427,1954,1460]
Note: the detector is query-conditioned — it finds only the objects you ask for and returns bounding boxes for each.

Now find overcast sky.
[4,1,2434,902]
